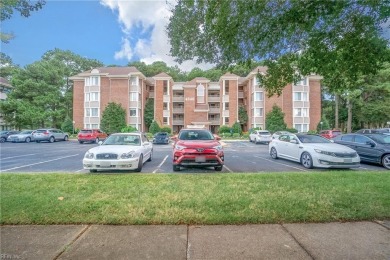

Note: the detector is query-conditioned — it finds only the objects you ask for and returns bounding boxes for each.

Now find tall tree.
[167,0,390,95]
[144,98,154,130]
[0,52,20,79]
[100,102,127,134]
[265,105,287,132]
[1,0,46,43]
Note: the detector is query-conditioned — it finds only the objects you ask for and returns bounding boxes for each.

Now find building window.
[296,77,308,86]
[91,108,99,117]
[129,109,137,117]
[91,124,99,129]
[294,92,308,101]
[130,76,138,86]
[163,102,169,110]
[224,117,229,125]
[90,92,99,101]
[294,108,308,117]
[197,84,205,103]
[294,124,308,133]
[254,76,261,86]
[255,108,263,117]
[254,92,264,101]
[85,93,90,102]
[224,80,229,94]
[85,108,90,117]
[163,80,168,95]
[163,117,168,124]
[224,102,229,110]
[85,76,99,86]
[130,92,138,101]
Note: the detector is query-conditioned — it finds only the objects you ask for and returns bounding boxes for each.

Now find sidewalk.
[1,221,389,260]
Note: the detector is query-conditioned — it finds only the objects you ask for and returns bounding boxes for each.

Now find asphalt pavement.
[1,221,389,260]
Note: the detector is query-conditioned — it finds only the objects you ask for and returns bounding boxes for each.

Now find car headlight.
[213,145,223,151]
[175,144,186,151]
[121,151,135,159]
[314,149,336,156]
[84,151,94,159]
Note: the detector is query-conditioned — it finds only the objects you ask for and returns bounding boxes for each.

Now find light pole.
[320,121,323,131]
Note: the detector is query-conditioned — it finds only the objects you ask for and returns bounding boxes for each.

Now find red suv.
[319,129,342,139]
[172,129,224,171]
[78,129,108,144]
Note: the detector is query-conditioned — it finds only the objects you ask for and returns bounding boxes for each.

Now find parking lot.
[0,140,387,173]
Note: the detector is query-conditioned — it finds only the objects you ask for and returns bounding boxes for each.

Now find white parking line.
[223,165,233,173]
[253,155,308,172]
[1,154,37,160]
[153,155,169,173]
[0,154,79,172]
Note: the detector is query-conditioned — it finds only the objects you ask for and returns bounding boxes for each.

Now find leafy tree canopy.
[265,104,287,132]
[100,102,127,134]
[167,0,390,95]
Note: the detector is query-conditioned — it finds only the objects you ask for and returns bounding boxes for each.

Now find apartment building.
[0,77,13,130]
[70,66,321,133]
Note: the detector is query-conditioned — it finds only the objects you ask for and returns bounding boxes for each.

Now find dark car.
[0,130,21,143]
[333,133,390,170]
[171,129,224,171]
[153,132,170,144]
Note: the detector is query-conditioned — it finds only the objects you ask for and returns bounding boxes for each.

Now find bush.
[146,133,154,139]
[218,125,231,134]
[286,128,298,133]
[61,117,74,133]
[160,126,172,134]
[121,125,138,133]
[149,121,161,134]
[308,130,318,134]
[242,132,249,138]
[232,133,240,138]
[221,132,232,138]
[232,122,242,134]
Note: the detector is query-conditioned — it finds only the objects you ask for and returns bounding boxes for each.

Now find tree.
[100,102,127,134]
[149,120,160,134]
[121,125,138,133]
[238,106,248,126]
[265,105,287,133]
[167,1,389,95]
[144,98,154,130]
[0,52,20,78]
[61,117,74,134]
[232,121,242,135]
[1,0,46,43]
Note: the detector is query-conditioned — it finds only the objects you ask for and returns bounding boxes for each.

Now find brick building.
[70,66,322,133]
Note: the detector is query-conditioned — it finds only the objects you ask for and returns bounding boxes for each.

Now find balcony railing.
[172,119,184,125]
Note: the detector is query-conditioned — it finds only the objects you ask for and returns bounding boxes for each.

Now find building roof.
[153,72,171,78]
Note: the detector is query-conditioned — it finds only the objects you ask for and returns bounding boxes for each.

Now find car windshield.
[259,131,270,135]
[35,130,47,133]
[20,130,32,134]
[0,131,8,134]
[80,130,93,133]
[103,134,141,146]
[155,132,168,137]
[178,130,214,140]
[297,135,331,143]
[366,134,390,144]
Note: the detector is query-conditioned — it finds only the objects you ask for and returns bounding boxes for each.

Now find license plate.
[344,158,352,163]
[100,162,111,167]
[195,156,206,163]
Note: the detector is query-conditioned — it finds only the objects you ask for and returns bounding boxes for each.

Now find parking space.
[0,140,387,173]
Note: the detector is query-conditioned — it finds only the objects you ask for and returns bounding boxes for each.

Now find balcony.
[172,107,184,113]
[172,96,184,102]
[208,96,221,102]
[208,118,220,125]
[148,92,154,98]
[209,107,220,113]
[172,119,184,125]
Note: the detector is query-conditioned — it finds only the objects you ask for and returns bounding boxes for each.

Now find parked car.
[7,130,35,143]
[83,132,153,173]
[33,128,69,143]
[269,133,360,169]
[375,128,390,135]
[319,129,342,139]
[152,132,170,144]
[172,128,224,171]
[0,130,21,143]
[249,130,272,144]
[355,129,381,134]
[271,131,291,140]
[333,133,390,170]
[78,129,108,144]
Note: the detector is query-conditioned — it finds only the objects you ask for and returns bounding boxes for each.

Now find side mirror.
[366,141,375,147]
[171,136,178,142]
[143,141,150,146]
[215,136,221,141]
[98,141,103,145]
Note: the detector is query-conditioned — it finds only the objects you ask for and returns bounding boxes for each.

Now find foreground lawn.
[1,171,389,225]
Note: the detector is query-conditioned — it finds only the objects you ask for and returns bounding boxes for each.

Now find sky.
[1,0,212,71]
[2,0,389,72]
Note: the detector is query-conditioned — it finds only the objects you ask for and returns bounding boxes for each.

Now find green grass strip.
[1,171,389,225]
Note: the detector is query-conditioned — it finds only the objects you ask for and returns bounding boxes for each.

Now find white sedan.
[269,133,360,169]
[83,132,153,173]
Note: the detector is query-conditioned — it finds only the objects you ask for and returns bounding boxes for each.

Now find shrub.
[160,126,172,134]
[232,133,240,138]
[232,122,242,134]
[242,132,249,138]
[61,117,74,133]
[149,121,161,134]
[286,128,298,133]
[121,125,138,133]
[218,125,231,134]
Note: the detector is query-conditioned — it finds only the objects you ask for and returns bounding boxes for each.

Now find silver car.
[249,130,272,144]
[33,128,69,143]
[7,130,35,143]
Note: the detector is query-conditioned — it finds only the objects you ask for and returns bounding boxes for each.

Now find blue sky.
[2,1,389,71]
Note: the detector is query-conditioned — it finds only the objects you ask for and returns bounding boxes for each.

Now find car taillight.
[44,131,49,135]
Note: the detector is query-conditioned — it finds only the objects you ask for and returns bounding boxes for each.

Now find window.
[163,80,168,95]
[254,108,263,117]
[355,135,370,144]
[85,93,90,102]
[294,108,308,117]
[130,92,138,101]
[294,124,308,132]
[130,76,138,86]
[224,117,229,124]
[90,92,99,101]
[85,108,90,117]
[224,102,229,110]
[86,76,99,86]
[163,102,169,110]
[296,77,308,86]
[224,80,229,94]
[91,108,99,117]
[91,124,99,129]
[254,77,261,86]
[129,109,137,117]
[254,92,264,101]
[197,84,205,103]
[163,117,168,124]
[341,135,354,142]
[294,92,308,101]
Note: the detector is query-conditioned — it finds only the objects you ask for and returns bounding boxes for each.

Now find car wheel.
[173,165,180,171]
[95,137,99,144]
[270,147,278,159]
[255,138,258,144]
[135,154,143,172]
[249,137,252,142]
[382,154,390,170]
[36,140,40,143]
[0,137,5,143]
[215,165,223,171]
[147,150,152,162]
[49,136,55,143]
[89,169,97,173]
[64,135,69,141]
[301,152,313,169]
[79,141,84,144]
[25,137,31,143]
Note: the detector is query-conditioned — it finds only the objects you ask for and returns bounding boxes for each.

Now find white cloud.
[100,0,213,71]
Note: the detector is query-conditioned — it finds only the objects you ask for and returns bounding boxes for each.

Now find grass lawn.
[1,171,389,225]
